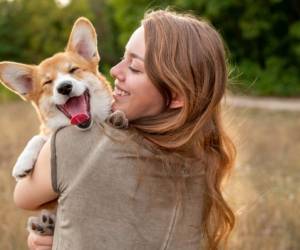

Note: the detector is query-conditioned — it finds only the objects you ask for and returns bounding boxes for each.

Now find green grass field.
[0,101,299,249]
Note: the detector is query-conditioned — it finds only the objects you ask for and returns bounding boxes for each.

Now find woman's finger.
[35,247,52,250]
[27,232,53,249]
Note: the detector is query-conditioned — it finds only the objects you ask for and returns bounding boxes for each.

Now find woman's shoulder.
[53,122,205,177]
[53,120,128,142]
[52,121,145,153]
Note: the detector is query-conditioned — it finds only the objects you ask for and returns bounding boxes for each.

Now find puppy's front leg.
[12,134,48,180]
[106,110,129,129]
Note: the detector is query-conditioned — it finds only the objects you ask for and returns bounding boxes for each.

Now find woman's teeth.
[115,87,130,96]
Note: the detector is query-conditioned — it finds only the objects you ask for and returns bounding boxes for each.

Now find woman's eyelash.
[128,66,140,73]
[121,55,140,73]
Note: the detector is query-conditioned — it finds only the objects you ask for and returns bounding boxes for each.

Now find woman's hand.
[27,232,53,250]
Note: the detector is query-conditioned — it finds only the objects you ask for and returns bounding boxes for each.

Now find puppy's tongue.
[70,114,89,125]
[62,95,90,125]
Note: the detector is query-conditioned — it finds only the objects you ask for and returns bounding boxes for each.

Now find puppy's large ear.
[0,62,35,99]
[66,17,99,63]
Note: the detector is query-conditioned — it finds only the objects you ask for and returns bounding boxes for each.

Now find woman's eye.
[128,66,140,73]
[43,80,52,86]
[69,67,80,74]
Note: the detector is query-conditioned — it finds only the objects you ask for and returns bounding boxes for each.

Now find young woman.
[15,9,236,250]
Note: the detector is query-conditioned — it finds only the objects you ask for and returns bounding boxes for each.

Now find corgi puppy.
[0,17,127,235]
[0,17,114,180]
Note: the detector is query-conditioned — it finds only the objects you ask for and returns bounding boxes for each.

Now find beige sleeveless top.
[51,122,206,250]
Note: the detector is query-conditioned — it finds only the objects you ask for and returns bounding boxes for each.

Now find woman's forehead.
[125,26,145,60]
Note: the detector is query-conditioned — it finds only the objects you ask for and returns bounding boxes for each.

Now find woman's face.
[110,26,165,121]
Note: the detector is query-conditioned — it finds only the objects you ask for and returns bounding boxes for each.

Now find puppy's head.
[0,18,112,131]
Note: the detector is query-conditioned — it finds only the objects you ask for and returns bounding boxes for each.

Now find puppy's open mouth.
[56,90,91,129]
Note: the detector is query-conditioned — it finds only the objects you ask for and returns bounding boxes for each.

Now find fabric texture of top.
[51,121,206,250]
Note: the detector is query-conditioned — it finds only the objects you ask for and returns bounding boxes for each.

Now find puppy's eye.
[43,80,52,86]
[69,67,80,74]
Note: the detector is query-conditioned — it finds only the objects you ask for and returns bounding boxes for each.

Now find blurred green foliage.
[0,0,299,101]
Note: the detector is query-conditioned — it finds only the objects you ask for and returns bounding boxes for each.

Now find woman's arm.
[14,138,58,210]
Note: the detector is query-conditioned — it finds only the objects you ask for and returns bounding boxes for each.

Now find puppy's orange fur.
[0,17,112,136]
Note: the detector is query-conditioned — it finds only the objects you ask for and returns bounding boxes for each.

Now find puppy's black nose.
[57,81,73,95]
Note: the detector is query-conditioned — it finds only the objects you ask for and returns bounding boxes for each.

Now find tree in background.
[0,0,94,63]
[107,0,300,96]
[0,0,299,98]
[0,0,94,100]
[181,0,300,96]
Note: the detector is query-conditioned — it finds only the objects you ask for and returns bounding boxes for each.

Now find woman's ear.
[169,93,184,109]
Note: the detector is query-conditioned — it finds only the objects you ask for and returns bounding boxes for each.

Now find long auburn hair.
[130,9,236,250]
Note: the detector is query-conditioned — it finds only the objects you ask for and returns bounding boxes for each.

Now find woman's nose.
[110,61,125,82]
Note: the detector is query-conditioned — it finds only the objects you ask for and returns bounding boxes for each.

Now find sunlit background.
[0,0,299,249]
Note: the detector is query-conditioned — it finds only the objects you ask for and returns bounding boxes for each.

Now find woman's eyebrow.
[125,49,144,61]
[131,53,144,61]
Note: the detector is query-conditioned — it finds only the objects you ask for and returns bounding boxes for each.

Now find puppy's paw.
[106,110,129,129]
[27,210,56,236]
[12,135,47,181]
[12,156,36,180]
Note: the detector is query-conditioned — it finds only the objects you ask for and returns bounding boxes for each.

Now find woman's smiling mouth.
[113,85,130,97]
